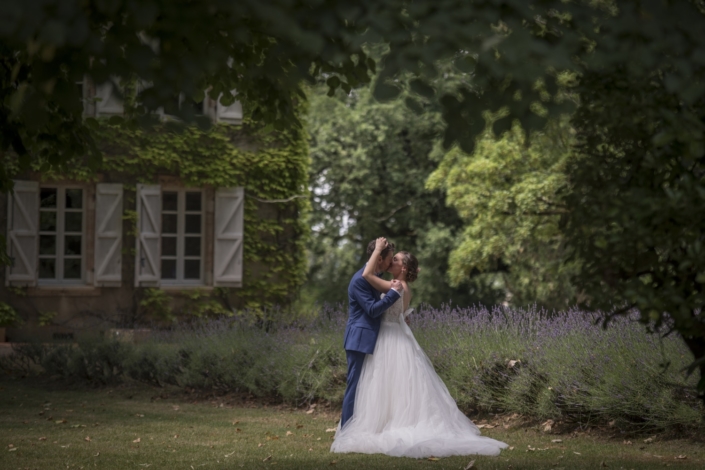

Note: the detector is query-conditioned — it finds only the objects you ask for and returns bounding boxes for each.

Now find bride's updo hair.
[399,252,419,283]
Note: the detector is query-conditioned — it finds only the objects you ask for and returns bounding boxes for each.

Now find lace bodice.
[381,291,405,323]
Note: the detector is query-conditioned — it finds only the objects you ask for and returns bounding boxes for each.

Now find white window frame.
[160,188,205,286]
[37,185,86,285]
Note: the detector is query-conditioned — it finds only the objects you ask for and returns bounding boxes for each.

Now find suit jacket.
[344,266,401,354]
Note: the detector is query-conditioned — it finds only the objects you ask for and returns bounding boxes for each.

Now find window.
[6,181,243,289]
[38,187,85,283]
[160,189,203,284]
[87,77,238,123]
[135,184,243,288]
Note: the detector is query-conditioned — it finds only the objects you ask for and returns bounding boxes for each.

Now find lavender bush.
[2,304,702,432]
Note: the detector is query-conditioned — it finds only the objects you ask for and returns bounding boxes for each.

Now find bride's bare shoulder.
[401,281,411,296]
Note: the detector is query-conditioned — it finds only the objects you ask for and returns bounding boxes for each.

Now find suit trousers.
[341,349,366,428]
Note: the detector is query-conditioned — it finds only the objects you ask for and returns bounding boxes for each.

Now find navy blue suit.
[340,266,401,427]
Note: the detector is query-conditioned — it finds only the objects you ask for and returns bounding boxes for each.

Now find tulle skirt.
[331,320,508,458]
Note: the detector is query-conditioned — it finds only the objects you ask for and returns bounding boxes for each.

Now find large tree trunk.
[681,335,705,405]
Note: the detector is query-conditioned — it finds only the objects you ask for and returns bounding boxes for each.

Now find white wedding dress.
[331,292,508,458]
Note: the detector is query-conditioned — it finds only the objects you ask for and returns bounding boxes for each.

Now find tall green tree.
[305,85,502,307]
[563,69,705,390]
[428,119,578,310]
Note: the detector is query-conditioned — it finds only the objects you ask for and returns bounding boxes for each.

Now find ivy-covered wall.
[1,114,310,332]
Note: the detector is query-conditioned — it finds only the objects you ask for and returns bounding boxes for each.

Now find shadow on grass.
[0,375,703,470]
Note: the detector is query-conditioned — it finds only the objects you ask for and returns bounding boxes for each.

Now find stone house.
[0,78,308,342]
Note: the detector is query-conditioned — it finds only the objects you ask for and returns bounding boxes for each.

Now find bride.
[331,238,508,458]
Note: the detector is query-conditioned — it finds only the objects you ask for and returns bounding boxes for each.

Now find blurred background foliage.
[301,83,504,309]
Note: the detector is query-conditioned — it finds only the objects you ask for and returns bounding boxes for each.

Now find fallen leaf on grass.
[258,443,264,448]
[527,445,549,452]
[317,437,321,441]
[643,437,654,444]
[551,439,563,443]
[464,460,475,469]
[306,409,315,414]
[56,419,67,424]
[38,437,46,441]
[172,406,180,411]
[573,452,581,455]
[675,455,688,460]
[266,435,279,441]
[8,448,17,452]
[224,450,236,458]
[133,438,141,443]
[263,455,272,462]
[623,440,632,445]
[330,461,337,465]
[235,428,242,433]
[508,446,515,451]
[308,448,313,451]
[286,431,293,436]
[84,436,91,442]
[135,414,144,418]
[296,424,304,429]
[94,452,100,457]
[325,428,336,433]
[70,424,86,428]
[232,420,240,425]
[427,457,439,461]
[541,419,554,433]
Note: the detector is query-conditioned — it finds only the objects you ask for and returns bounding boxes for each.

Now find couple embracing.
[330,238,508,458]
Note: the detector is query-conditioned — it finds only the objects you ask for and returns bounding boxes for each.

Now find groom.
[340,239,403,428]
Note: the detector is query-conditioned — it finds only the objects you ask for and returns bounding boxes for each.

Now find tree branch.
[375,199,415,222]
[247,194,308,203]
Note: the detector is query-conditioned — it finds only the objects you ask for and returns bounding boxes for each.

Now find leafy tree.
[428,119,579,310]
[0,0,383,190]
[7,1,704,187]
[563,69,705,391]
[305,85,502,307]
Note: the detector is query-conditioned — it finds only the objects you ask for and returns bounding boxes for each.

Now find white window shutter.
[135,184,161,286]
[213,187,244,287]
[95,78,124,116]
[216,90,243,124]
[6,180,38,286]
[94,183,123,286]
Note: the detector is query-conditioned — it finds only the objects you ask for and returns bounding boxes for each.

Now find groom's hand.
[390,279,403,292]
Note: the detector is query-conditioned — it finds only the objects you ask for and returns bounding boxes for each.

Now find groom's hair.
[367,239,395,258]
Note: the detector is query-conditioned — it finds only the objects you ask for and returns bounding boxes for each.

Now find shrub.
[2,304,702,432]
[0,302,22,327]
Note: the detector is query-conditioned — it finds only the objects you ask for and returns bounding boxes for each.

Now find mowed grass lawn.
[0,376,703,470]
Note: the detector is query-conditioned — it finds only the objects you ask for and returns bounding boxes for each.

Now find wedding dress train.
[331,293,508,458]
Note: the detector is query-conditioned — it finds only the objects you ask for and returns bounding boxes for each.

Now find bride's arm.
[363,237,394,293]
[401,282,411,312]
